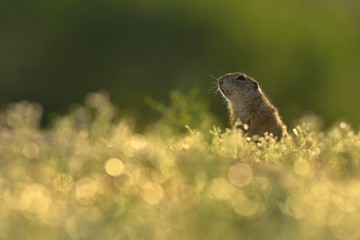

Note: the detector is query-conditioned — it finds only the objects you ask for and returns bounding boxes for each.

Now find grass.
[0,91,359,240]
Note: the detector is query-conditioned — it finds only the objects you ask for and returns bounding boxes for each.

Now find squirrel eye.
[236,75,246,81]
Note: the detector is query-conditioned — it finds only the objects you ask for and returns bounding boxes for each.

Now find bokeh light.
[105,158,125,177]
[140,181,164,205]
[228,163,253,187]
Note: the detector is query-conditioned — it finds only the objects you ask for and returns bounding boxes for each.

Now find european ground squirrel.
[218,72,287,139]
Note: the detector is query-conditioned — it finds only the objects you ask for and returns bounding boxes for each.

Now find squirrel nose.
[219,78,224,85]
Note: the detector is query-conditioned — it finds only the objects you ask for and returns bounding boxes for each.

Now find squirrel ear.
[253,81,258,89]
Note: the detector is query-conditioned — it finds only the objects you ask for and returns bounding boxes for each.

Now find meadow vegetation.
[0,92,359,240]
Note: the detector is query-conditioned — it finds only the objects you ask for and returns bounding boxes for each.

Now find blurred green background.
[1,0,360,129]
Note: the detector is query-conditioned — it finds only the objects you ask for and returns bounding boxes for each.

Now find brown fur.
[218,72,287,139]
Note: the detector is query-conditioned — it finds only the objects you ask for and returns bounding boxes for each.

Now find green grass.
[0,92,359,240]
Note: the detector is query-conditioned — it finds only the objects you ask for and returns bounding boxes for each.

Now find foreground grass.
[0,92,359,240]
